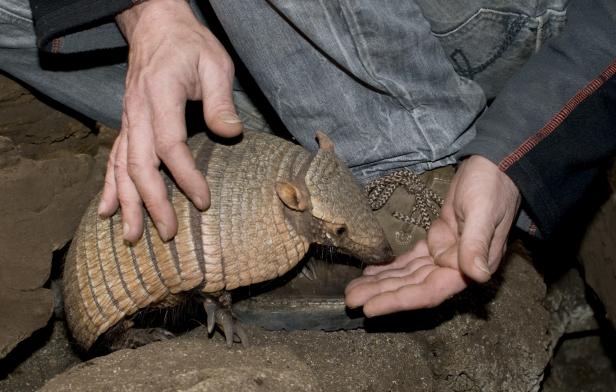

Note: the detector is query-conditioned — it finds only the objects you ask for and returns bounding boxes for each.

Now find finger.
[125,100,177,241]
[152,92,210,211]
[345,264,438,309]
[458,208,495,283]
[200,56,243,137]
[364,240,430,276]
[98,135,121,217]
[368,256,434,280]
[427,218,457,260]
[347,255,434,293]
[362,267,468,316]
[113,131,144,242]
[433,243,459,269]
[485,222,511,272]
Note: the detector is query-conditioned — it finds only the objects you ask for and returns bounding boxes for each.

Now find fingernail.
[156,221,171,242]
[220,112,242,124]
[474,256,491,275]
[344,299,358,309]
[192,196,207,210]
[123,222,130,238]
[98,200,107,216]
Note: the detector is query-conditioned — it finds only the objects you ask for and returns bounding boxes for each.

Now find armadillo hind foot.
[204,292,248,348]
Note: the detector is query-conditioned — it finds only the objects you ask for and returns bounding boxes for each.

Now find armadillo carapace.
[63,130,393,350]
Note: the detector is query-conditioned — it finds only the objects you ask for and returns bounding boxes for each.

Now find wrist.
[115,0,190,42]
[467,154,520,201]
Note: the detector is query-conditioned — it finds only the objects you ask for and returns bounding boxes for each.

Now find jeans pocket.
[432,8,566,98]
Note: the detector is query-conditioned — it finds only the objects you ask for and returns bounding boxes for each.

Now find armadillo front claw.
[204,300,217,334]
[216,308,248,348]
[299,259,318,280]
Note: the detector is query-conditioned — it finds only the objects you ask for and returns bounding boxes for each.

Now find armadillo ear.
[315,131,335,153]
[275,181,308,211]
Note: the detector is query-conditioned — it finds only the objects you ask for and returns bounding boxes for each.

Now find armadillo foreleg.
[101,319,175,351]
[202,292,248,347]
[299,259,318,280]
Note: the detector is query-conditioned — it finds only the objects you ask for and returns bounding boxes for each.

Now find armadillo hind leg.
[99,319,175,351]
[203,291,248,348]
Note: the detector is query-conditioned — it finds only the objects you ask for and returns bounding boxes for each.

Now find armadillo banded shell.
[64,132,312,349]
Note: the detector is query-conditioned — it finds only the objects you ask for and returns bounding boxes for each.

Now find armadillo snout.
[363,241,394,265]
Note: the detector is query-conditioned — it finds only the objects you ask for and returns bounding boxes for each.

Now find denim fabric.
[210,0,485,183]
[416,0,570,98]
[0,0,33,48]
[0,0,568,184]
[0,0,126,128]
[0,0,269,132]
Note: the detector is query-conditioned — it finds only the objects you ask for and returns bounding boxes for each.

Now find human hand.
[345,155,521,316]
[98,0,243,242]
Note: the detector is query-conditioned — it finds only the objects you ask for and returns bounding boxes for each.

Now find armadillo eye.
[335,226,347,236]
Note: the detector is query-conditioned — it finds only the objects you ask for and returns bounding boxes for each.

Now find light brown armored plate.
[63,130,392,350]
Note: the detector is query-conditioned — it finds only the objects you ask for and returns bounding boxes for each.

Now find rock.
[0,142,107,360]
[0,288,53,359]
[542,335,616,392]
[0,321,81,392]
[0,76,97,164]
[0,74,107,359]
[40,251,554,392]
[579,190,616,328]
[40,337,320,392]
[545,268,598,344]
[414,251,552,392]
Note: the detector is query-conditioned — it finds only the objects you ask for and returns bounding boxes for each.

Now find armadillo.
[63,130,392,350]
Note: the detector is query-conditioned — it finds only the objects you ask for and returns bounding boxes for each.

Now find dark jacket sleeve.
[28,0,137,52]
[460,0,616,238]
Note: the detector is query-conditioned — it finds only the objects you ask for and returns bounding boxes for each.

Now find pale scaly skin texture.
[63,131,392,350]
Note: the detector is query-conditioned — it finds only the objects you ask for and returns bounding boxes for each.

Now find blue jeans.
[0,0,568,184]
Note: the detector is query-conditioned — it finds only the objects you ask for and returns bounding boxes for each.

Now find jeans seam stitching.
[449,15,526,79]
[432,8,523,37]
[498,60,616,171]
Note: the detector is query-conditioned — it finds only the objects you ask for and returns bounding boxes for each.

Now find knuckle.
[219,55,234,75]
[466,238,489,255]
[126,158,145,177]
[114,156,127,173]
[154,138,177,158]
[117,193,137,209]
[202,52,234,77]
[141,192,168,213]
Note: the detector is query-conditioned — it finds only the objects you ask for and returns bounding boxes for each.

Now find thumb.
[201,67,243,138]
[458,210,495,283]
